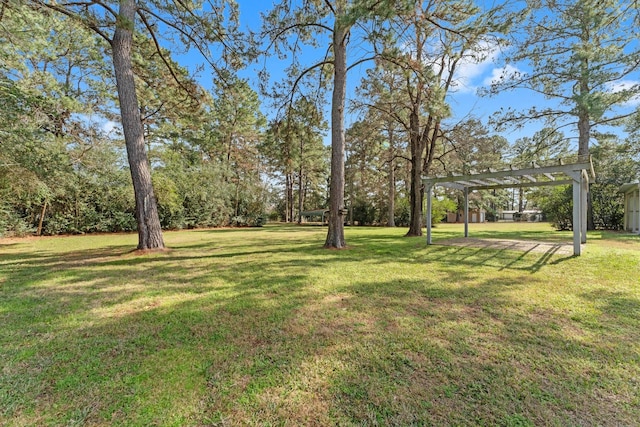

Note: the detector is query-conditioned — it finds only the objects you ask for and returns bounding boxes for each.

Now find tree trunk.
[578,104,595,230]
[285,172,293,222]
[297,136,304,224]
[518,187,524,212]
[387,127,395,227]
[405,22,427,237]
[284,174,289,222]
[324,18,348,249]
[578,114,595,230]
[37,198,47,236]
[112,0,164,250]
[406,153,423,236]
[577,49,595,231]
[297,168,304,224]
[234,177,240,218]
[406,112,423,236]
[388,159,395,227]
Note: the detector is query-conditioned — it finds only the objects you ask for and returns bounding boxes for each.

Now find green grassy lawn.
[1,223,639,426]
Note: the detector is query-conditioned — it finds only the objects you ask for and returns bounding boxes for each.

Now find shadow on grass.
[188,223,327,234]
[3,264,638,425]
[1,228,639,425]
[325,276,639,426]
[417,243,573,274]
[0,231,571,319]
[438,230,573,243]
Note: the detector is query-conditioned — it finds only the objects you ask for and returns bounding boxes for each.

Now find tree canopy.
[1,0,639,240]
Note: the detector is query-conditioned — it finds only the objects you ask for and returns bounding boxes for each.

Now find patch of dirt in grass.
[129,247,172,256]
[437,237,577,256]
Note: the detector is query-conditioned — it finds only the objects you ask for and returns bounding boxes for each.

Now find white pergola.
[423,156,595,256]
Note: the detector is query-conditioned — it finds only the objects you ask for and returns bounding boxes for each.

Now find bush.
[431,197,456,225]
[535,186,573,231]
[254,215,266,227]
[0,212,34,237]
[352,199,377,225]
[230,215,247,226]
[0,204,31,237]
[394,198,410,227]
[592,183,624,230]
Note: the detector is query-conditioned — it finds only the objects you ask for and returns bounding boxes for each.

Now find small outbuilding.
[446,209,485,223]
[300,209,329,225]
[620,182,640,234]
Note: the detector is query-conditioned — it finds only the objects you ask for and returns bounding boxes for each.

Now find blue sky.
[228,1,549,145]
[174,1,639,151]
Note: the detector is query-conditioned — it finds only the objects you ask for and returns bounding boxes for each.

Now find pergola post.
[426,184,433,244]
[623,191,628,231]
[637,187,640,234]
[571,172,582,256]
[464,186,469,238]
[625,190,631,231]
[581,170,588,244]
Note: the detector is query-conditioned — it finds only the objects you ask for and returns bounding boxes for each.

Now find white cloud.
[606,80,640,108]
[449,43,501,93]
[446,40,522,95]
[101,120,121,137]
[453,60,493,93]
[481,64,521,87]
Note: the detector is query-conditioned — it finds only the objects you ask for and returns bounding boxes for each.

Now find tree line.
[1,0,639,248]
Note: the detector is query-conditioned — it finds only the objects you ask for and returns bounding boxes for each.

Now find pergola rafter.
[423,156,595,256]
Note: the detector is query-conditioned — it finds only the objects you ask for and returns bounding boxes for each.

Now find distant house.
[620,182,640,234]
[446,208,485,223]
[499,210,517,221]
[498,210,542,222]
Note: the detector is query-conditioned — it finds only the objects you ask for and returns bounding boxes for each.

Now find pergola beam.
[424,159,593,186]
[470,179,491,186]
[440,182,466,191]
[471,179,572,191]
[507,177,522,184]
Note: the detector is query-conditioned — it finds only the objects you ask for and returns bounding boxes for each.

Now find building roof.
[619,182,640,193]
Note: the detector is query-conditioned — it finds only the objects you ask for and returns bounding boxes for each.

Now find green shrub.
[394,198,410,227]
[535,186,573,231]
[352,199,377,225]
[431,197,456,225]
